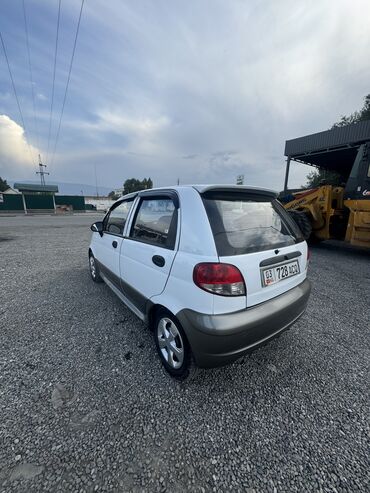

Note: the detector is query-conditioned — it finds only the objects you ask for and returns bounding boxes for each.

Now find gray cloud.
[1,0,369,190]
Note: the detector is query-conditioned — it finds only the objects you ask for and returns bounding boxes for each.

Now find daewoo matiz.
[89,185,311,379]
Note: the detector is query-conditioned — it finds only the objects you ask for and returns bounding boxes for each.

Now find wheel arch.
[146,303,169,331]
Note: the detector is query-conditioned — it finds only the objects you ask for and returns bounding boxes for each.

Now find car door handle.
[112,240,118,248]
[152,255,165,267]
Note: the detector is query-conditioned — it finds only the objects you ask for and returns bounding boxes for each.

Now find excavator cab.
[344,143,370,200]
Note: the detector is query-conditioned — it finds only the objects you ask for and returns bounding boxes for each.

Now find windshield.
[202,192,303,256]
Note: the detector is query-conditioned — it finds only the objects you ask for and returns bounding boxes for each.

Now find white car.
[89,185,311,379]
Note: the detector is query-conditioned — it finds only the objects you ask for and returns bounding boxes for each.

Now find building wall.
[114,188,124,196]
[85,197,114,211]
[3,187,19,194]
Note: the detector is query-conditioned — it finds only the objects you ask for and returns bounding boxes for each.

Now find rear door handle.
[152,255,165,267]
[112,240,118,248]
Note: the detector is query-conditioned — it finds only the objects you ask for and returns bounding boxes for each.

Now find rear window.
[202,192,304,256]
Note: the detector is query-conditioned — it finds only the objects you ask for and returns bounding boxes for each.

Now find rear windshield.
[202,192,304,256]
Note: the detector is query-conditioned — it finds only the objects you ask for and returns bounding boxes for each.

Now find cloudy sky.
[1,0,370,192]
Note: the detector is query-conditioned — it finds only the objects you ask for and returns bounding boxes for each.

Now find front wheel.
[154,309,195,380]
[89,254,103,283]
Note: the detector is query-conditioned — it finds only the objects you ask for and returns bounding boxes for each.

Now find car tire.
[154,309,196,381]
[89,253,103,283]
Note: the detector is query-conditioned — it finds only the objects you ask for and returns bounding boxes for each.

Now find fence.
[0,194,24,211]
[0,194,86,212]
[25,194,54,210]
[55,195,85,211]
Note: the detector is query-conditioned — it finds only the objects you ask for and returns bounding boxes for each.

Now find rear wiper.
[267,225,296,241]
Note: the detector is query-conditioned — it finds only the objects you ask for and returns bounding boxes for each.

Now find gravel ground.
[0,214,369,492]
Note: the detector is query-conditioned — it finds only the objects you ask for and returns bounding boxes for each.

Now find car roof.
[114,184,277,204]
[146,184,277,197]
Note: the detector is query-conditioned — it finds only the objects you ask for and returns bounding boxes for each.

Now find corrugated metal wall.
[24,194,54,210]
[0,194,86,211]
[0,194,24,211]
[55,195,85,210]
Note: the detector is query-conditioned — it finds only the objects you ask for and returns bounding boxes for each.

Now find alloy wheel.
[157,317,184,369]
[89,256,96,278]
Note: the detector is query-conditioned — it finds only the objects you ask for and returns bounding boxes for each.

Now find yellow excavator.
[280,120,370,249]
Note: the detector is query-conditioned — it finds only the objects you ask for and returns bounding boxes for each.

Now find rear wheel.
[89,254,103,283]
[288,210,312,240]
[154,309,195,380]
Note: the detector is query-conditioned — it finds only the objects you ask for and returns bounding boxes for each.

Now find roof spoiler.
[196,185,278,198]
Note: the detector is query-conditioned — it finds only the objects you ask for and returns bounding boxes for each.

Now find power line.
[0,30,35,166]
[22,0,39,161]
[46,0,61,165]
[50,0,85,169]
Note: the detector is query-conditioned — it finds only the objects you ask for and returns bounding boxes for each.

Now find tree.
[332,93,370,128]
[304,169,343,189]
[0,177,9,192]
[108,190,119,200]
[123,177,153,195]
[142,178,153,189]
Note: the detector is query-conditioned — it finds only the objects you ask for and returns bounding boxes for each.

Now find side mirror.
[91,221,103,236]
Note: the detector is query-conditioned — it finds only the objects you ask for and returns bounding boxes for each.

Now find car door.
[119,192,179,313]
[94,198,135,288]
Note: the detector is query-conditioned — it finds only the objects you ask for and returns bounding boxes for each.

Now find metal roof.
[284,119,370,174]
[14,183,59,193]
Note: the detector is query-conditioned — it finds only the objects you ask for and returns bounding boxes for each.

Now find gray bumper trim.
[176,279,311,368]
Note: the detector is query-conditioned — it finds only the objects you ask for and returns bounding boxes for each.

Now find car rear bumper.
[176,278,311,368]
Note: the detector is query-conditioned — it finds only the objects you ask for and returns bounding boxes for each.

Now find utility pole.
[283,157,291,192]
[94,164,99,198]
[177,178,180,185]
[36,154,49,185]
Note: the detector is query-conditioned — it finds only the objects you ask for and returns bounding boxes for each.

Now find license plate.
[262,260,300,287]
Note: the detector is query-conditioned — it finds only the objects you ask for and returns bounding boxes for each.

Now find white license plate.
[262,260,300,287]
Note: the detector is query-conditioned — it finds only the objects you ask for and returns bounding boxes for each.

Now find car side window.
[130,197,178,249]
[105,200,134,236]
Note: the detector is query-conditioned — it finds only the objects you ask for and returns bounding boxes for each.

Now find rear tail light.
[193,263,246,296]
